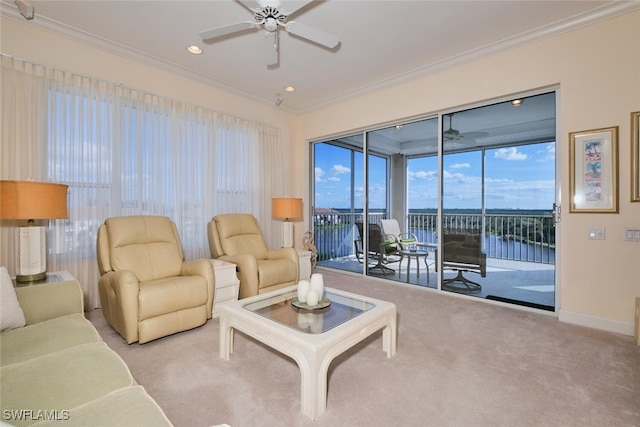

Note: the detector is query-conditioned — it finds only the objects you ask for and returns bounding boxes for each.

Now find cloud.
[408,170,437,180]
[327,176,340,182]
[485,177,513,183]
[537,142,556,162]
[494,147,527,160]
[314,167,325,182]
[331,164,350,174]
[449,163,470,169]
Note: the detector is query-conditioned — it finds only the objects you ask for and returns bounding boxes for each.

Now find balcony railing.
[313,211,555,264]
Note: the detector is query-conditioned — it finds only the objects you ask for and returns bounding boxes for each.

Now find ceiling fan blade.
[279,0,314,17]
[238,0,263,12]
[199,21,256,41]
[462,131,489,139]
[264,31,278,66]
[285,21,339,48]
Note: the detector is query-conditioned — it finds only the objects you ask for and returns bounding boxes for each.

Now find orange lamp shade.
[272,198,302,220]
[0,180,69,220]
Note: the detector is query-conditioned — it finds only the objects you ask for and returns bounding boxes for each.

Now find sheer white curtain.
[1,54,285,308]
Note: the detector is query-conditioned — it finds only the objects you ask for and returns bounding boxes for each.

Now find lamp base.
[16,272,47,283]
[15,225,47,281]
[282,221,294,248]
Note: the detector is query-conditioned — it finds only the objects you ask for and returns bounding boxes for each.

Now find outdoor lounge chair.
[438,228,486,292]
[354,222,401,274]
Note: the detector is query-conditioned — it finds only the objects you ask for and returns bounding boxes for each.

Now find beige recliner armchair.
[207,213,299,298]
[97,215,214,344]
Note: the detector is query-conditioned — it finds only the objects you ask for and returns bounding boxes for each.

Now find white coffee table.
[218,285,397,420]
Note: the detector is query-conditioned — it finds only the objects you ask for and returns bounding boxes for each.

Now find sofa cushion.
[16,280,84,325]
[1,342,135,426]
[0,314,101,367]
[0,266,26,331]
[32,386,172,427]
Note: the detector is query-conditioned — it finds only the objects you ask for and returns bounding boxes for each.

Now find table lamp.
[272,197,302,248]
[0,180,68,282]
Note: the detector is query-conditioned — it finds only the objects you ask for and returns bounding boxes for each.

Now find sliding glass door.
[312,135,364,274]
[439,94,557,310]
[311,90,557,312]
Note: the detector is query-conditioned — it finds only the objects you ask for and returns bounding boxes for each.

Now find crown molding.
[2,1,639,114]
[0,2,273,107]
[300,1,640,113]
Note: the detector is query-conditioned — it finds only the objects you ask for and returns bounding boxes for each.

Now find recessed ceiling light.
[511,99,524,107]
[284,86,296,92]
[187,45,203,55]
[395,125,404,130]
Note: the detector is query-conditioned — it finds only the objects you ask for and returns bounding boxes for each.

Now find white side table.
[209,259,240,318]
[12,270,75,287]
[297,250,312,281]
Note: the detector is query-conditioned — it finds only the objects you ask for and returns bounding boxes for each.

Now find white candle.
[297,280,310,303]
[310,273,324,299]
[306,289,319,306]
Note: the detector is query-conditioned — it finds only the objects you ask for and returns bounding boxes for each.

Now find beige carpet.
[87,269,640,427]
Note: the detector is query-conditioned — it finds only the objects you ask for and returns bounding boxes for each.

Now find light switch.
[624,229,640,242]
[588,227,605,240]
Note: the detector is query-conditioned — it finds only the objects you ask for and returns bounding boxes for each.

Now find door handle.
[552,203,561,224]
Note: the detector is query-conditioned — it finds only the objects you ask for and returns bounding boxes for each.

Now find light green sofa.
[0,279,172,426]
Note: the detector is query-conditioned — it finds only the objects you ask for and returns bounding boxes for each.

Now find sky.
[314,141,556,210]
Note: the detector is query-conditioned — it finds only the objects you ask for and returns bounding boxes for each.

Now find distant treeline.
[323,208,552,215]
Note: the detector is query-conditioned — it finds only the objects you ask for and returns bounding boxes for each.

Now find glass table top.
[243,289,376,334]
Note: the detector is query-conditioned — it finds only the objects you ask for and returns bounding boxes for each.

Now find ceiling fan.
[198,0,340,66]
[443,114,488,144]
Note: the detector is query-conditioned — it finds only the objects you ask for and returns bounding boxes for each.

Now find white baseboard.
[559,309,634,336]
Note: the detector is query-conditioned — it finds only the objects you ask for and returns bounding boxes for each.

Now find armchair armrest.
[219,254,259,298]
[266,247,298,263]
[16,280,84,325]
[181,259,215,318]
[267,247,299,283]
[98,270,140,343]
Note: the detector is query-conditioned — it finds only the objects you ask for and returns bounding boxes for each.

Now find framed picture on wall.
[569,126,619,213]
[631,111,640,202]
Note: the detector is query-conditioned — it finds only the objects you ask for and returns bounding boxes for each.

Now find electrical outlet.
[588,227,605,240]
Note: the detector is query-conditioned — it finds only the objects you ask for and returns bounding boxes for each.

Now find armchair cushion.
[138,276,208,319]
[212,214,269,259]
[105,216,184,281]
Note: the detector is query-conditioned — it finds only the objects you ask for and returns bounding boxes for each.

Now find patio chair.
[380,219,420,250]
[437,228,486,292]
[354,222,401,274]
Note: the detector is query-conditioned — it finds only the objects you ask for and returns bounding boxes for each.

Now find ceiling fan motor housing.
[256,6,287,31]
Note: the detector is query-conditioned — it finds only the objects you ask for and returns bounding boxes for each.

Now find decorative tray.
[291,297,331,311]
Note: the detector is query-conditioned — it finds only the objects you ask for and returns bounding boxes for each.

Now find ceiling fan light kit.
[198,0,339,66]
[15,0,34,20]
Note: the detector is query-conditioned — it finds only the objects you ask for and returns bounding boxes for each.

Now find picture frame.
[569,126,618,213]
[631,111,640,202]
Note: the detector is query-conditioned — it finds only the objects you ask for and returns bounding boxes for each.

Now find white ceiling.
[2,0,638,114]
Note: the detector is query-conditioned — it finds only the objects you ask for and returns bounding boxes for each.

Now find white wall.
[294,11,640,334]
